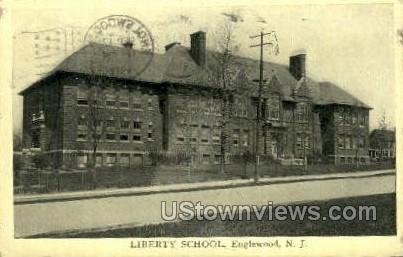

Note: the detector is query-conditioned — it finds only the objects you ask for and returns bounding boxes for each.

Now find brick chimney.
[190,31,206,67]
[122,41,133,49]
[289,53,306,81]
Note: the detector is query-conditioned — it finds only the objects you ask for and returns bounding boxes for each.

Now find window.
[347,157,353,164]
[133,134,141,142]
[296,134,302,148]
[202,154,210,163]
[352,137,357,149]
[190,137,197,143]
[106,133,116,141]
[296,103,309,122]
[121,120,130,129]
[359,113,365,126]
[133,98,142,110]
[340,157,345,164]
[233,129,240,146]
[119,95,129,109]
[119,100,129,108]
[106,119,115,128]
[77,132,87,141]
[345,110,352,125]
[77,154,87,168]
[242,134,249,147]
[77,89,88,106]
[77,98,88,106]
[120,134,129,142]
[133,121,142,129]
[352,112,357,125]
[338,111,344,124]
[345,136,351,149]
[235,98,247,117]
[95,154,103,167]
[359,136,364,148]
[106,95,115,107]
[148,122,153,129]
[120,154,130,166]
[201,138,209,144]
[147,132,153,140]
[189,101,197,113]
[201,124,210,129]
[212,135,220,144]
[214,155,221,164]
[304,135,311,149]
[78,115,86,126]
[338,135,344,149]
[267,95,280,120]
[105,153,117,166]
[177,137,185,143]
[147,98,153,109]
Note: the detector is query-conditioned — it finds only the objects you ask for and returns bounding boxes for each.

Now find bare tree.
[85,75,107,188]
[378,111,388,130]
[208,21,240,173]
[178,95,196,167]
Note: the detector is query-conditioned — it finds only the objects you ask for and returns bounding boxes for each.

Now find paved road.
[14,171,395,237]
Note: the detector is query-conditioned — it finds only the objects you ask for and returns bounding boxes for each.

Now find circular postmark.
[84,15,154,79]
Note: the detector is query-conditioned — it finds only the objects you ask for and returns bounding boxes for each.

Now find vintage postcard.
[0,0,402,256]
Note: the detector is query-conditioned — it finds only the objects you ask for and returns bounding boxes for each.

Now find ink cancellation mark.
[85,15,155,79]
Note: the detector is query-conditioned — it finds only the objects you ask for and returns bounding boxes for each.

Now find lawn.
[55,193,396,238]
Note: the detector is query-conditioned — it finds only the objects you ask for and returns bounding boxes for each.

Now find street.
[14,170,395,238]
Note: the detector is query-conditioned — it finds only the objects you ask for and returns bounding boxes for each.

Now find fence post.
[81,170,85,189]
[45,172,49,192]
[57,171,61,192]
[19,170,23,193]
[119,165,123,187]
[37,169,41,189]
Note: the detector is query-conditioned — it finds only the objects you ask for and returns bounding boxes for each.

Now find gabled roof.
[20,42,371,109]
[370,129,395,141]
[55,43,167,83]
[313,81,371,109]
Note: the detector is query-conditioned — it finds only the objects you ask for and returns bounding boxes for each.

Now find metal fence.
[14,161,395,195]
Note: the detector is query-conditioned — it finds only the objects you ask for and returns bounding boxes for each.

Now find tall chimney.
[190,31,206,67]
[289,53,306,81]
[122,41,133,49]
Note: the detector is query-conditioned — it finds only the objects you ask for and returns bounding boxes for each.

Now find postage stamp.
[1,1,402,257]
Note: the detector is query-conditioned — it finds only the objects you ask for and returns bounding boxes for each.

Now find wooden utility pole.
[250,31,279,183]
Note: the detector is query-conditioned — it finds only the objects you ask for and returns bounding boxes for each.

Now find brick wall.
[59,73,164,167]
[21,71,370,168]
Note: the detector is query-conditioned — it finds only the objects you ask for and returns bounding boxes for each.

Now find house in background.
[19,31,372,169]
[369,129,396,161]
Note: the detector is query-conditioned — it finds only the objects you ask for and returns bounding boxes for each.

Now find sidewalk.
[15,169,395,204]
[14,169,396,238]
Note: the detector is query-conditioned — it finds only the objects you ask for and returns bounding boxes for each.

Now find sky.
[11,2,398,134]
